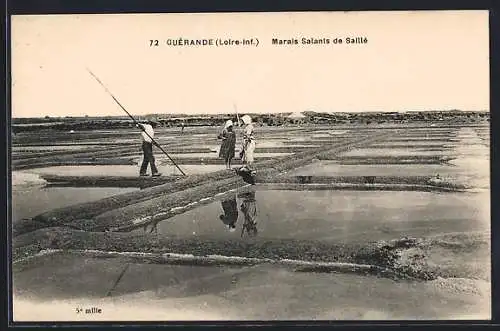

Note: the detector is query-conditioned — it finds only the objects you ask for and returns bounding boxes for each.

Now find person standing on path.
[239,115,256,174]
[218,120,237,169]
[137,120,161,177]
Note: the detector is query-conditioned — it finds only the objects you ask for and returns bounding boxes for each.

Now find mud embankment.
[13,146,302,170]
[335,156,453,165]
[364,144,452,149]
[37,174,467,191]
[14,159,137,170]
[265,175,467,190]
[12,141,202,170]
[11,146,116,161]
[12,131,139,144]
[12,227,490,282]
[39,174,181,188]
[12,145,140,170]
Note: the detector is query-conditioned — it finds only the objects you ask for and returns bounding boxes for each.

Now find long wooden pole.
[86,68,186,176]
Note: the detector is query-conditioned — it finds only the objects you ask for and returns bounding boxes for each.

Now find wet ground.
[12,172,138,221]
[11,122,491,321]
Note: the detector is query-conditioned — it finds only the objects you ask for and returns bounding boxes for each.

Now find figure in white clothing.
[239,115,256,174]
[137,120,161,177]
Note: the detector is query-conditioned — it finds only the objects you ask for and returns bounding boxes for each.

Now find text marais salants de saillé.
[272,37,368,45]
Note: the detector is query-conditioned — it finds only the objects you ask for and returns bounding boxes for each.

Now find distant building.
[287,112,307,124]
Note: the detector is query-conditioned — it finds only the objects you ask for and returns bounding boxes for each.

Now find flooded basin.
[12,252,490,321]
[285,162,464,177]
[282,141,330,146]
[392,136,456,141]
[311,130,350,135]
[366,142,452,148]
[141,190,489,244]
[339,148,447,158]
[12,145,112,152]
[25,164,223,177]
[197,141,288,151]
[12,172,138,221]
[168,152,293,159]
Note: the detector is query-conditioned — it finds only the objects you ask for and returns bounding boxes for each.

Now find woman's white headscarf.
[224,120,233,129]
[241,115,252,125]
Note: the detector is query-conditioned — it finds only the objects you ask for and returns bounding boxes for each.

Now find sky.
[11,11,489,118]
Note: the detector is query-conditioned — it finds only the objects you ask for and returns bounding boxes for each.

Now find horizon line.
[11,109,490,119]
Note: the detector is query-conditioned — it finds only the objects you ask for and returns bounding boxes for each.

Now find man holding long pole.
[86,68,186,176]
[137,120,161,177]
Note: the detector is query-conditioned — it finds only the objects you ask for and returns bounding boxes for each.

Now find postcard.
[10,10,490,321]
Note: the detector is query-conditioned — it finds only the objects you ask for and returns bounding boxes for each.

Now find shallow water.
[12,253,491,321]
[311,130,350,135]
[170,152,293,159]
[209,143,319,151]
[12,185,138,221]
[12,145,108,152]
[366,142,452,148]
[200,141,285,149]
[25,164,223,177]
[11,171,139,221]
[143,190,489,244]
[286,162,463,177]
[340,148,447,157]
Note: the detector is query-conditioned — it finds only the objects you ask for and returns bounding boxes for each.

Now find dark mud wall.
[13,227,490,282]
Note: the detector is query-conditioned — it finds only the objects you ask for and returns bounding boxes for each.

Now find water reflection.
[239,191,258,237]
[139,190,260,237]
[220,196,239,232]
[220,191,259,237]
[143,219,158,234]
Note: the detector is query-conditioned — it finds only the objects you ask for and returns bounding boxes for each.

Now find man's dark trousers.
[140,141,159,175]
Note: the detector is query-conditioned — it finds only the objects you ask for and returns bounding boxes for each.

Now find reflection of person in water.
[220,196,239,232]
[240,191,258,237]
[143,220,159,234]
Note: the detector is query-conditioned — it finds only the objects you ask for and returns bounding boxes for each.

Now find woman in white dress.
[239,115,256,174]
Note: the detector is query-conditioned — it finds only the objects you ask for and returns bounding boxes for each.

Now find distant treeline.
[11,111,489,133]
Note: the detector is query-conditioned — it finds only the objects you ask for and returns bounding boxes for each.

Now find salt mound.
[11,171,46,187]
